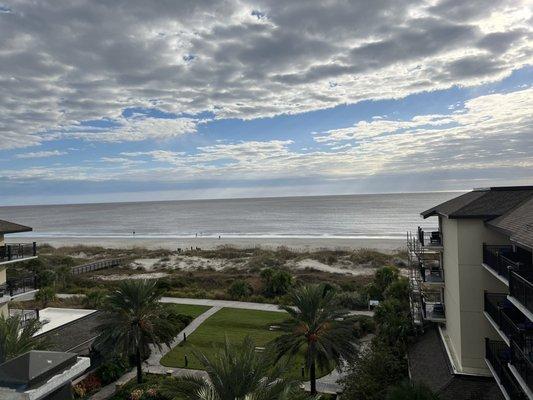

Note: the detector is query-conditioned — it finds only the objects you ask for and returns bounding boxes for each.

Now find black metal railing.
[9,308,39,328]
[419,261,444,283]
[511,337,533,393]
[417,227,442,247]
[510,270,533,317]
[483,244,521,281]
[484,292,532,341]
[71,258,126,275]
[6,275,38,296]
[486,339,528,400]
[0,242,37,263]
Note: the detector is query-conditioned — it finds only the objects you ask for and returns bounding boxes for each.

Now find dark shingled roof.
[421,186,533,220]
[408,326,503,400]
[0,219,32,234]
[42,311,103,354]
[488,197,533,250]
[0,351,77,389]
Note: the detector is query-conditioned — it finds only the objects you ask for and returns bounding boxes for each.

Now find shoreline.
[27,236,406,251]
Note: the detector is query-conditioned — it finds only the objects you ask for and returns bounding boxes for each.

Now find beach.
[23,236,406,252]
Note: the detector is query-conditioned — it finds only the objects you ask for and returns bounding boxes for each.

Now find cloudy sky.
[0,0,532,205]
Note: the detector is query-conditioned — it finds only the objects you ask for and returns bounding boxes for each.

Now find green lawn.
[160,307,331,379]
[165,303,211,318]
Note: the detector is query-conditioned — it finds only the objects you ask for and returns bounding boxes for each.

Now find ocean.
[0,192,457,240]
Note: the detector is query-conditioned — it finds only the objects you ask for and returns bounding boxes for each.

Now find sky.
[0,0,532,206]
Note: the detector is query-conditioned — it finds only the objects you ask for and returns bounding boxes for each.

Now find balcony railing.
[9,308,39,328]
[486,339,528,400]
[511,337,533,393]
[0,242,37,263]
[482,244,523,282]
[6,275,38,296]
[419,260,444,284]
[484,292,533,342]
[509,270,533,317]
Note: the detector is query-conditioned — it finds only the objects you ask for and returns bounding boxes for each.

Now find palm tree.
[0,314,48,363]
[93,279,177,383]
[160,336,312,400]
[386,381,439,400]
[269,284,358,395]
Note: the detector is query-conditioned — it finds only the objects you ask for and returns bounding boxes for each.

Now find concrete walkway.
[145,306,221,373]
[160,296,374,317]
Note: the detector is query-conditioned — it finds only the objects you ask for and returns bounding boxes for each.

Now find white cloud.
[0,0,531,148]
[14,150,67,159]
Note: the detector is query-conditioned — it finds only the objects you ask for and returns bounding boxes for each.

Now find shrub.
[349,249,392,266]
[260,268,293,297]
[35,286,57,308]
[335,291,368,310]
[83,289,108,309]
[95,358,128,385]
[73,373,102,398]
[227,280,253,299]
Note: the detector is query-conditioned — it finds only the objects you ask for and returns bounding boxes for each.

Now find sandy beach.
[24,236,405,252]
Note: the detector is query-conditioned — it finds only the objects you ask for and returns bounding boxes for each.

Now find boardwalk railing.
[71,258,127,275]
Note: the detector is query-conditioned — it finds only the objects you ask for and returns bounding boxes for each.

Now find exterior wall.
[0,233,4,245]
[0,267,6,285]
[0,303,8,318]
[442,217,510,374]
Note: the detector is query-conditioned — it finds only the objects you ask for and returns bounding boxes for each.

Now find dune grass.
[160,307,331,379]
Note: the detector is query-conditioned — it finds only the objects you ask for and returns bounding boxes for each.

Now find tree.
[366,266,400,300]
[341,340,408,400]
[0,314,48,363]
[35,286,57,308]
[227,279,253,299]
[261,268,293,297]
[160,337,311,400]
[93,280,178,383]
[269,284,357,395]
[387,381,439,400]
[373,298,412,349]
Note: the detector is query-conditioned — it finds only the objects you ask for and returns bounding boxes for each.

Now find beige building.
[0,220,37,318]
[408,186,533,400]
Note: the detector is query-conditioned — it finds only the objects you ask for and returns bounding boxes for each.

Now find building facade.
[0,220,37,318]
[408,186,533,400]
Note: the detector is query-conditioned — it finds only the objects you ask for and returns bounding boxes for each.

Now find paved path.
[160,297,374,317]
[145,306,221,372]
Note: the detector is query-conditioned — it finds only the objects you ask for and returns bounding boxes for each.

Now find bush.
[352,315,376,338]
[73,373,102,398]
[227,279,253,299]
[260,268,293,297]
[35,286,57,308]
[335,291,368,310]
[341,341,408,400]
[83,289,108,309]
[95,358,128,384]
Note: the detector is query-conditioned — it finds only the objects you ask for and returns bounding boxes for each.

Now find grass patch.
[165,304,211,318]
[160,307,331,379]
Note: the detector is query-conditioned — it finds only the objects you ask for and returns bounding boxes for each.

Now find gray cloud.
[0,0,531,147]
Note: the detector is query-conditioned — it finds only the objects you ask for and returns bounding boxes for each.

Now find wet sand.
[27,236,405,252]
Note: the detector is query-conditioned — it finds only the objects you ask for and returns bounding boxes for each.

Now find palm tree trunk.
[310,361,317,395]
[136,346,142,384]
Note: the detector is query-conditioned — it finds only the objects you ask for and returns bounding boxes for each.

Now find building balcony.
[484,292,533,346]
[407,228,443,253]
[485,339,528,400]
[0,284,9,304]
[483,244,525,283]
[423,301,446,323]
[0,242,37,264]
[419,260,444,285]
[509,270,533,321]
[510,337,533,397]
